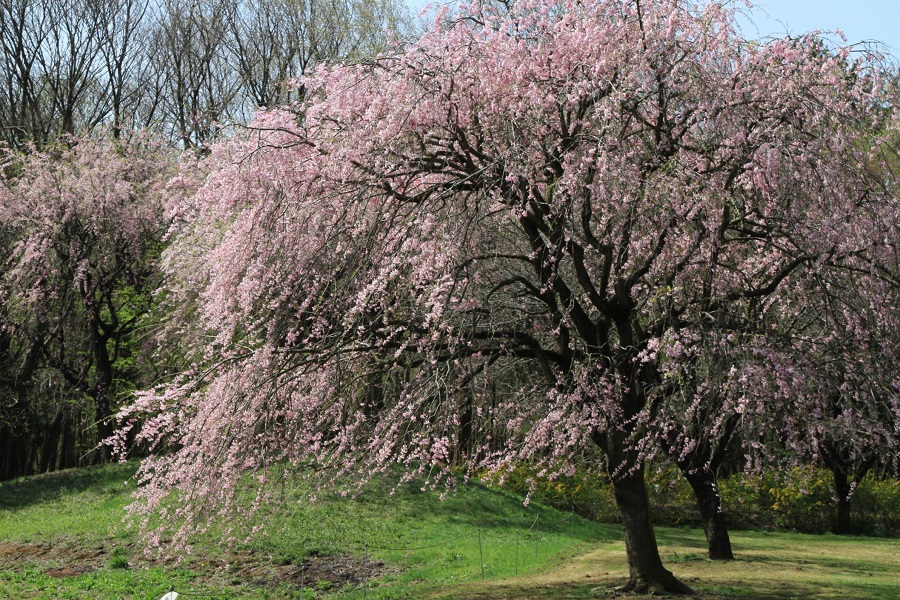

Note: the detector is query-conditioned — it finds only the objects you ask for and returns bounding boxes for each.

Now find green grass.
[428,527,900,599]
[1,464,899,599]
[0,463,608,599]
[0,462,136,542]
[0,463,234,599]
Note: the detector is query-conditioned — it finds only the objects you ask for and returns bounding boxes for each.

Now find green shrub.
[488,464,619,523]
[645,466,700,527]
[492,463,900,537]
[846,476,900,536]
[719,468,900,536]
[719,467,833,533]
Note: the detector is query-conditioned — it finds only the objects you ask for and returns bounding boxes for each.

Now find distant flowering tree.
[116,0,899,593]
[734,259,900,535]
[0,133,172,463]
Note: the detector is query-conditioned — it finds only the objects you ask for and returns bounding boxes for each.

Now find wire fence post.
[478,528,485,580]
[515,530,519,575]
[364,543,368,600]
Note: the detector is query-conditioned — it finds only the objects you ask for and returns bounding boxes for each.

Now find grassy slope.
[1,464,899,599]
[0,463,609,599]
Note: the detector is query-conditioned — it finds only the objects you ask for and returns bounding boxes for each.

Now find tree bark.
[822,444,874,536]
[94,389,114,463]
[60,414,78,469]
[671,412,739,559]
[38,411,63,473]
[90,309,115,463]
[611,466,695,594]
[833,468,852,535]
[683,469,734,560]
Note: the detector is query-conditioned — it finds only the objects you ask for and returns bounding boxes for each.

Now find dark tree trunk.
[821,443,874,536]
[671,412,739,560]
[833,468,852,535]
[610,465,694,594]
[592,345,693,594]
[0,428,31,481]
[0,339,41,479]
[38,411,63,473]
[0,416,34,481]
[456,393,473,464]
[94,389,114,463]
[683,469,734,560]
[60,414,78,469]
[90,313,115,463]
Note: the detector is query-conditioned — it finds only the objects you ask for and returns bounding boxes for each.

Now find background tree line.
[0,0,411,480]
[0,0,411,151]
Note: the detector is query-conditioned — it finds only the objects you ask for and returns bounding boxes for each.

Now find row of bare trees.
[0,0,411,150]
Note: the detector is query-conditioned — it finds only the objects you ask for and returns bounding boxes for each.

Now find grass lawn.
[436,528,900,599]
[1,463,898,599]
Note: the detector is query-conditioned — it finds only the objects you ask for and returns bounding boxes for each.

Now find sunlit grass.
[430,527,900,599]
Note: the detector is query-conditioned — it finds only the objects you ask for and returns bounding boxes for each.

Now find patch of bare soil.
[0,540,388,592]
[0,541,104,577]
[198,549,390,591]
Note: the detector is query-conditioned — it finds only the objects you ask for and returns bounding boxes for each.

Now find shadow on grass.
[0,462,137,511]
[655,527,707,548]
[724,548,898,576]
[442,484,611,541]
[701,578,900,599]
[430,577,898,600]
[428,580,809,599]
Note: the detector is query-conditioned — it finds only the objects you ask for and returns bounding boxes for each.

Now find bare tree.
[150,0,237,151]
[1,0,412,149]
[224,0,412,118]
[95,0,159,137]
[0,0,52,146]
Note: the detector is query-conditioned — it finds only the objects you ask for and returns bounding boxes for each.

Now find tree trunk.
[683,469,734,560]
[832,468,853,535]
[456,393,473,465]
[38,411,63,473]
[611,466,695,594]
[0,424,33,481]
[94,389,113,463]
[60,413,78,469]
[822,445,874,536]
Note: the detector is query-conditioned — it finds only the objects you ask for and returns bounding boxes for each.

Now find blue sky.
[742,1,900,55]
[407,1,900,57]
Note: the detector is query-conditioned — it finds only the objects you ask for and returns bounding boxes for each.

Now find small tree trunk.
[822,447,874,536]
[94,390,114,463]
[60,414,78,469]
[611,467,695,594]
[38,412,63,473]
[0,429,13,481]
[683,470,734,560]
[456,393,473,465]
